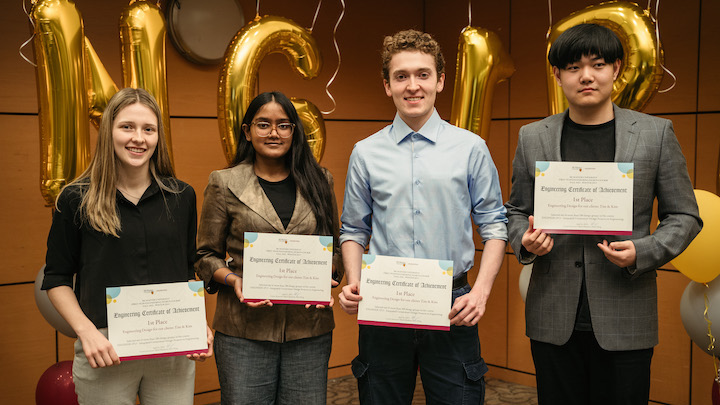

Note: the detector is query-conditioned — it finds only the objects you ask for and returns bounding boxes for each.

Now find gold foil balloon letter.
[31,0,173,205]
[218,15,324,164]
[120,1,173,158]
[546,1,664,114]
[31,0,91,206]
[450,27,515,140]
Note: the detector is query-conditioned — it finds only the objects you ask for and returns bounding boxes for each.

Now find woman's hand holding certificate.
[242,232,333,305]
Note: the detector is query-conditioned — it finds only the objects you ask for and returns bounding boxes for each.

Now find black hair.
[548,23,624,68]
[231,91,336,237]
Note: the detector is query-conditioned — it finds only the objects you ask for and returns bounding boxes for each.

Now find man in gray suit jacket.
[506,24,701,405]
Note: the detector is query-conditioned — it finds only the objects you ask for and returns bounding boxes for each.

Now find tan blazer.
[195,162,343,342]
[506,105,701,351]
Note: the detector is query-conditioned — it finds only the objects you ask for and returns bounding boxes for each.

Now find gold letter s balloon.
[31,0,91,206]
[546,1,664,115]
[671,190,720,283]
[31,0,173,205]
[450,27,514,140]
[218,15,324,164]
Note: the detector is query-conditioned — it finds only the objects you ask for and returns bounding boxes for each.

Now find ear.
[436,72,445,93]
[612,59,622,80]
[242,124,252,141]
[383,79,392,97]
[552,66,562,86]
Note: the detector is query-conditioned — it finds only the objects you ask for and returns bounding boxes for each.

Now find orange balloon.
[671,190,720,283]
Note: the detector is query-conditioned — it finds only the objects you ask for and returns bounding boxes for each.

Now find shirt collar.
[389,109,442,144]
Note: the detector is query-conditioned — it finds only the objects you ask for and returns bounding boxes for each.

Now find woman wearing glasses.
[195,91,343,404]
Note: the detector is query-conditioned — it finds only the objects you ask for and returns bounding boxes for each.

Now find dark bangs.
[548,23,624,68]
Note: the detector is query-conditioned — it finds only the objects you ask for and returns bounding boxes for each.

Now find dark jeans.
[352,284,487,405]
[214,331,332,405]
[531,330,653,405]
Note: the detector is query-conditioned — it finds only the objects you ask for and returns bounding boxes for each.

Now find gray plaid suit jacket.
[505,105,702,351]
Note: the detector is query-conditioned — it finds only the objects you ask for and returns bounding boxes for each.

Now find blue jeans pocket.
[461,358,487,404]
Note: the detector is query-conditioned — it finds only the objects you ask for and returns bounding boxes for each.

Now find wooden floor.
[325,375,538,405]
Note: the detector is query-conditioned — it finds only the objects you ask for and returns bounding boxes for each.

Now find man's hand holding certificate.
[534,161,634,235]
[357,255,453,331]
[242,232,332,305]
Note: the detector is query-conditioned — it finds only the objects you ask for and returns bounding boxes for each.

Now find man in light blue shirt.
[338,29,507,404]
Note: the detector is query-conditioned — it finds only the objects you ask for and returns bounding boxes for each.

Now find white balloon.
[34,265,77,338]
[519,264,532,302]
[680,278,720,357]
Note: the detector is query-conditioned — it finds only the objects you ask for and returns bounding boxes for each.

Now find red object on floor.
[36,361,78,405]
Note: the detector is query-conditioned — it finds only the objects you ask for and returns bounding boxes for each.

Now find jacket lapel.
[541,112,564,161]
[286,190,313,234]
[227,163,286,233]
[613,105,639,162]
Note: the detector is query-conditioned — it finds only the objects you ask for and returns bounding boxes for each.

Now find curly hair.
[381,29,445,81]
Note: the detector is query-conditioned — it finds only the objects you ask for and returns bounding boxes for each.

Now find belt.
[452,273,468,290]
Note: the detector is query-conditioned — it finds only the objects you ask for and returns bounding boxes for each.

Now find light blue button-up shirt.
[340,110,507,276]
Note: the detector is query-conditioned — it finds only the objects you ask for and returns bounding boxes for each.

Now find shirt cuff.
[479,222,508,243]
[339,232,370,249]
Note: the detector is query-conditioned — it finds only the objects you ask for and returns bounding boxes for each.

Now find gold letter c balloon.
[218,15,325,164]
[546,1,664,115]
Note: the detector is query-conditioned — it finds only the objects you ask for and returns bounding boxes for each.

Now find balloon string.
[255,0,260,18]
[20,0,37,67]
[546,0,553,39]
[468,0,472,28]
[320,0,345,115]
[310,0,323,33]
[704,284,720,381]
[653,0,676,93]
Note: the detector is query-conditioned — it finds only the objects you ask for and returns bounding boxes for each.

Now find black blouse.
[42,178,197,328]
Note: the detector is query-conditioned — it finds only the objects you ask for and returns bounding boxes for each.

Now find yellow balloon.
[546,1,664,115]
[86,37,119,128]
[218,15,324,164]
[31,0,173,205]
[31,0,91,206]
[291,98,326,162]
[671,189,720,283]
[120,0,173,162]
[450,26,515,140]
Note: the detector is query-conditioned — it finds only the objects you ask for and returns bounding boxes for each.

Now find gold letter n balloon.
[218,15,326,164]
[31,0,172,206]
[546,1,664,115]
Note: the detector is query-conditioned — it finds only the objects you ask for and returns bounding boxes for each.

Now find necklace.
[117,182,150,200]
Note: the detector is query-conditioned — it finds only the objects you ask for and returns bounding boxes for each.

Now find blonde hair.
[58,88,178,237]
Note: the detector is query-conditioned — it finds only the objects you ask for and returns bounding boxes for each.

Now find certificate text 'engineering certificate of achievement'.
[106,281,208,361]
[534,161,634,235]
[358,254,453,331]
[242,232,332,305]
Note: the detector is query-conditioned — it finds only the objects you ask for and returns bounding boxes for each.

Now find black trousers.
[530,330,653,405]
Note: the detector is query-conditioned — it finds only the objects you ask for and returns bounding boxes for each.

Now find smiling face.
[243,101,293,164]
[553,54,621,120]
[384,50,445,131]
[112,102,158,175]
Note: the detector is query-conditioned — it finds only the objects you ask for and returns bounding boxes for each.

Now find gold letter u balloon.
[546,1,664,114]
[218,15,325,164]
[31,0,172,206]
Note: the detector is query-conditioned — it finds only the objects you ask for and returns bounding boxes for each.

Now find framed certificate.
[534,161,634,235]
[357,254,453,331]
[242,232,332,305]
[106,281,208,361]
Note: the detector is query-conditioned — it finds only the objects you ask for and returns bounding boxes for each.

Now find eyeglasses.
[250,121,295,138]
